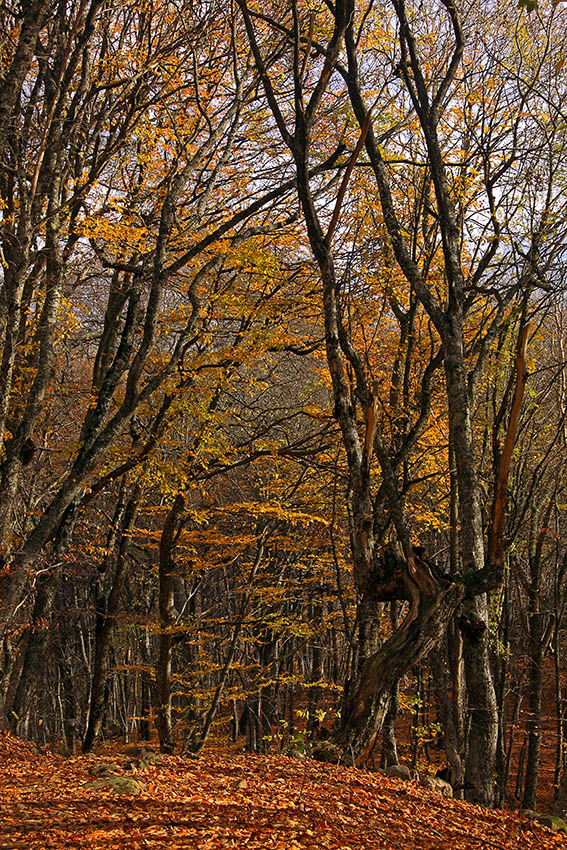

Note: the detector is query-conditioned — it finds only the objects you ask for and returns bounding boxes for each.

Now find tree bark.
[431,641,464,796]
[83,486,140,752]
[155,494,185,753]
[339,579,463,761]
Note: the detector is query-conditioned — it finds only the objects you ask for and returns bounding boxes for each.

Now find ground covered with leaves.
[0,733,564,850]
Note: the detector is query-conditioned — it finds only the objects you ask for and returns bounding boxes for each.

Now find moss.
[535,814,567,831]
[84,776,145,795]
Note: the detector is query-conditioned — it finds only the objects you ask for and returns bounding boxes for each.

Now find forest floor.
[0,732,565,850]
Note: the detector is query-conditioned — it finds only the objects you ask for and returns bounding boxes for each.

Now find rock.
[142,750,162,764]
[122,745,161,761]
[535,814,567,831]
[419,774,453,797]
[90,763,121,777]
[122,745,147,757]
[84,776,146,795]
[121,746,162,770]
[386,764,413,781]
[311,741,342,763]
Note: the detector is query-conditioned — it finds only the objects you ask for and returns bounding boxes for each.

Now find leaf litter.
[0,733,564,849]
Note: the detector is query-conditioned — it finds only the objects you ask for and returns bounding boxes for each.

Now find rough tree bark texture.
[83,487,140,752]
[155,493,185,754]
[337,561,464,761]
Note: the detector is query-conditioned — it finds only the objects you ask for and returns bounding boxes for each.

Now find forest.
[1,0,567,822]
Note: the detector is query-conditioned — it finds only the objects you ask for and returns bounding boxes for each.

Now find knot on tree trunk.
[458,612,486,643]
[366,544,406,601]
[20,438,36,466]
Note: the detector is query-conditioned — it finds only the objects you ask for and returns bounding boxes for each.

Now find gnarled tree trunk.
[337,553,464,761]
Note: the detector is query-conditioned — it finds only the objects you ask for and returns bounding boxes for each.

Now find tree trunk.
[83,488,139,752]
[8,568,60,731]
[155,494,185,754]
[460,596,498,806]
[58,659,77,755]
[431,641,464,796]
[0,690,10,731]
[443,332,498,807]
[494,584,511,808]
[554,768,567,818]
[523,498,554,809]
[523,638,544,810]
[7,501,79,731]
[338,581,463,761]
[381,682,399,768]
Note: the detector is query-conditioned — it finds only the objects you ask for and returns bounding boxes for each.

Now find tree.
[234,0,566,805]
